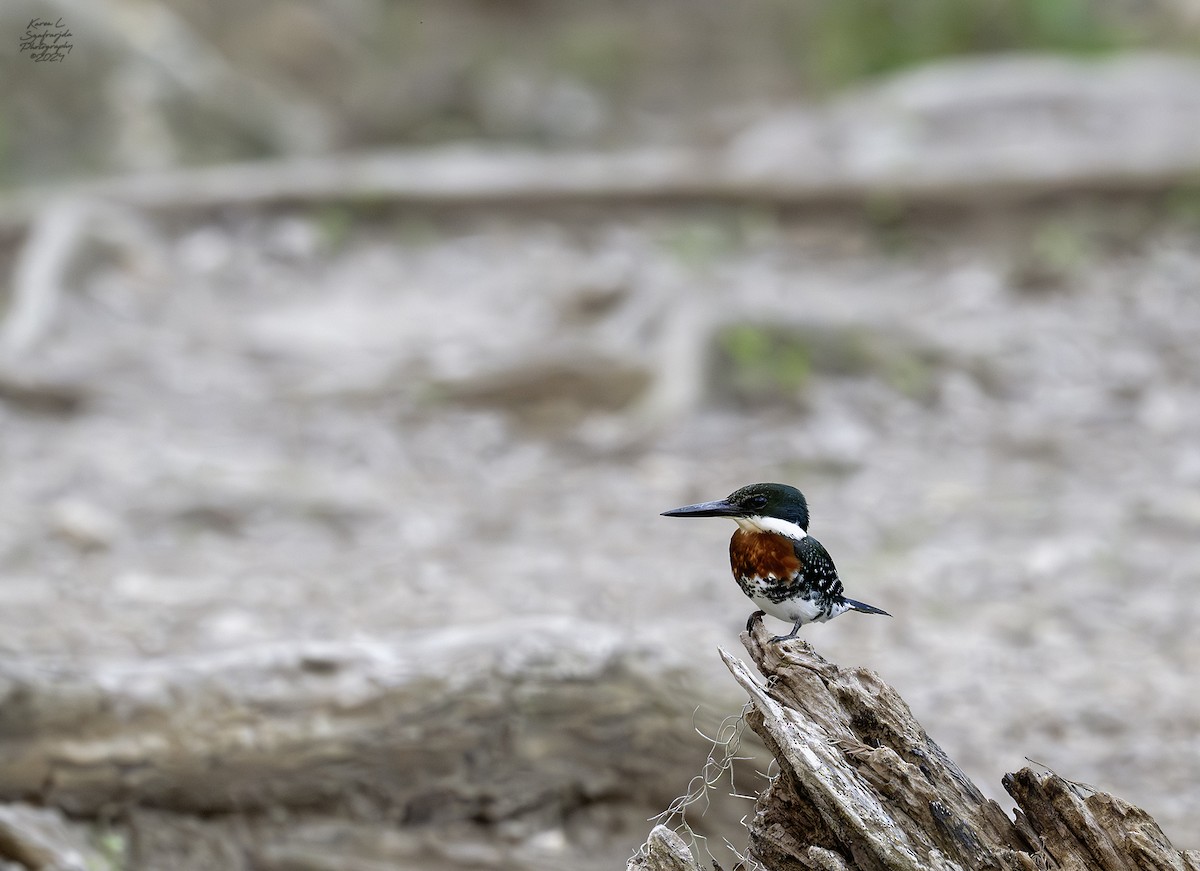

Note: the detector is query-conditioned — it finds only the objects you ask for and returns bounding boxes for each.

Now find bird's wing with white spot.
[792,535,845,597]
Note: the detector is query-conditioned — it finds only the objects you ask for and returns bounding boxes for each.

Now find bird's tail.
[844,597,891,617]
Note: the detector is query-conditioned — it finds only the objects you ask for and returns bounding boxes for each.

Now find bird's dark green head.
[661,482,809,531]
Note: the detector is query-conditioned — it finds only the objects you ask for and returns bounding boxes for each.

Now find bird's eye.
[749,494,768,509]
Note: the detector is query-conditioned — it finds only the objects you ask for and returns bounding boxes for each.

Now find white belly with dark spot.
[753,592,827,625]
[741,575,829,625]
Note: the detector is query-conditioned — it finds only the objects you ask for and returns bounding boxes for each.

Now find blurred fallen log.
[4,54,1200,229]
[629,620,1200,870]
[0,619,713,828]
[0,619,741,870]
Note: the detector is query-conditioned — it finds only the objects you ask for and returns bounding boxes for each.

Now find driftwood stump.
[630,618,1200,871]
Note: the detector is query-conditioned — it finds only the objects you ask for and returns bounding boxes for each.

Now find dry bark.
[629,618,1200,871]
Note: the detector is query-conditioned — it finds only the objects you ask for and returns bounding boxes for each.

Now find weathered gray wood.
[1003,769,1200,871]
[626,825,703,871]
[723,622,1030,871]
[630,617,1199,871]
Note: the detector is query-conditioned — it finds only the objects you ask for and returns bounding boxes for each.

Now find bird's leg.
[745,610,766,632]
[769,622,803,644]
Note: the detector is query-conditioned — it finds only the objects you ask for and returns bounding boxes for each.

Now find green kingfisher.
[662,482,890,642]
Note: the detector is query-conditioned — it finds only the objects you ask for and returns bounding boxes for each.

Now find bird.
[661,482,889,642]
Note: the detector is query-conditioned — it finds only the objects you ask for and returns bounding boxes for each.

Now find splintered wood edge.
[717,647,928,871]
[1005,768,1200,871]
[642,824,704,871]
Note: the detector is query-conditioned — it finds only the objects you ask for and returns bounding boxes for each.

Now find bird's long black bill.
[844,598,891,617]
[661,499,740,518]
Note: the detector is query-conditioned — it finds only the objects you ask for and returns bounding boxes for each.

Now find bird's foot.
[768,622,803,644]
[745,610,766,632]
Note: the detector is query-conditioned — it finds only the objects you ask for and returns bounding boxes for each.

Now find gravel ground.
[1,200,1198,849]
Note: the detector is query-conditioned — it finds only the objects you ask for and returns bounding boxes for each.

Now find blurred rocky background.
[2,0,1200,869]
